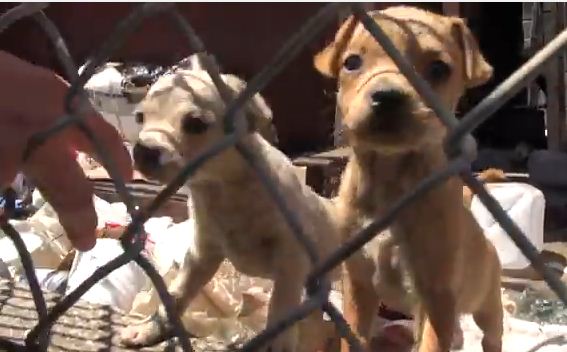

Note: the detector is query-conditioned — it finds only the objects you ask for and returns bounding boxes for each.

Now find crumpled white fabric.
[126,216,277,342]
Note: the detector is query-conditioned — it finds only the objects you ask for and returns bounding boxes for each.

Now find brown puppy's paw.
[477,168,507,183]
[369,319,464,352]
[370,320,414,352]
[120,315,172,347]
[452,322,464,350]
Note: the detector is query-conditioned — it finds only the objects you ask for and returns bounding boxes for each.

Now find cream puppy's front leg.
[121,246,223,347]
[260,255,309,352]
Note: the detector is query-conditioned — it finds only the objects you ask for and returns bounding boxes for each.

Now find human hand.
[0,50,133,251]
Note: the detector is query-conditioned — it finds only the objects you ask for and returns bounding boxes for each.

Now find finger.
[0,152,18,190]
[63,109,133,182]
[0,121,27,189]
[23,137,97,251]
[0,54,132,183]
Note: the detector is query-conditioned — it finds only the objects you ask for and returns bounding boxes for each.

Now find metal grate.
[1,3,567,351]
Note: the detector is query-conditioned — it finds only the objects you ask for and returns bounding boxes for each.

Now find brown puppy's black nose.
[369,88,408,132]
[371,89,407,112]
[133,143,162,171]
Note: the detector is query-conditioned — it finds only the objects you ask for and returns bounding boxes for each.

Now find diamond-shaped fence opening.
[0,2,567,352]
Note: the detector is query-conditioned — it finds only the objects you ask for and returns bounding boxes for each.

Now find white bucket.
[470,182,545,270]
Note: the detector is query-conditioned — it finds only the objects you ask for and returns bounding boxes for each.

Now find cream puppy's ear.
[223,74,279,145]
[246,91,278,146]
[188,54,204,71]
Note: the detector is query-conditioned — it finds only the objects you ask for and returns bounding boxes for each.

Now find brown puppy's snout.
[368,83,409,132]
[370,88,407,113]
[133,142,163,173]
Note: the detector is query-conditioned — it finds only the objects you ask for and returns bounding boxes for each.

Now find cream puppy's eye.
[182,113,210,134]
[135,111,144,124]
[343,54,363,72]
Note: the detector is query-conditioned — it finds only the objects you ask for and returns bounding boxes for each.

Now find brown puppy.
[369,231,464,352]
[371,168,507,351]
[369,169,505,351]
[360,170,505,351]
[120,57,340,352]
[315,6,503,352]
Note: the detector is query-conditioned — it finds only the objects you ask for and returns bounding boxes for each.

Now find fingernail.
[59,206,97,252]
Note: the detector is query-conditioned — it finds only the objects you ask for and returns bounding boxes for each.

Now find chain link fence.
[1,2,567,351]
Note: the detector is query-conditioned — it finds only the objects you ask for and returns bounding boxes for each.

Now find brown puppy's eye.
[425,60,451,83]
[343,54,363,72]
[135,111,144,124]
[182,114,210,134]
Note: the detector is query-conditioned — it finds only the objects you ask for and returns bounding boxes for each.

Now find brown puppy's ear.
[314,42,340,78]
[451,18,493,88]
[314,16,358,78]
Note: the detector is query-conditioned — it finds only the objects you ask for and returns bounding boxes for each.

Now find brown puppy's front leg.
[342,258,379,352]
[296,309,331,352]
[473,276,503,352]
[416,289,456,352]
[260,260,308,352]
[120,251,222,347]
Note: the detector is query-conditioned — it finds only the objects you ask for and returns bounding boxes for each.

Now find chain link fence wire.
[0,2,567,351]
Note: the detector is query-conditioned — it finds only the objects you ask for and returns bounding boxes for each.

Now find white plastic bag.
[0,225,61,274]
[0,258,10,280]
[31,189,46,209]
[93,196,130,229]
[19,269,68,294]
[81,63,141,143]
[150,218,194,272]
[130,218,195,316]
[65,238,148,312]
[24,200,73,259]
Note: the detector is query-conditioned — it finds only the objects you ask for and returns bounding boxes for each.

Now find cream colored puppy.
[120,56,340,352]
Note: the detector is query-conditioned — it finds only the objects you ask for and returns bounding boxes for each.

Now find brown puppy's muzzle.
[133,142,166,176]
[368,83,410,133]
